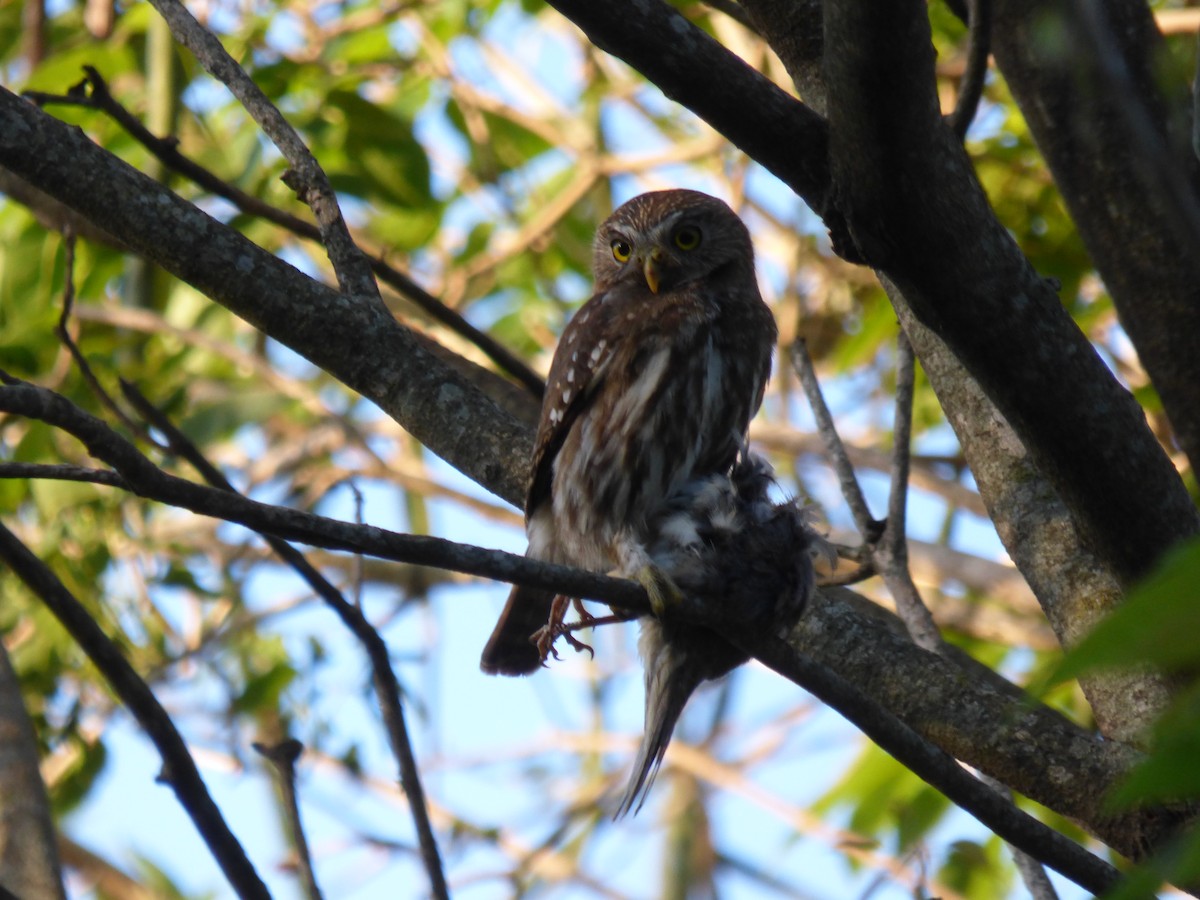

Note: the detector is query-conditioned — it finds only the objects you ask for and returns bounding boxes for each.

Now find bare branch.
[53,230,160,447]
[789,339,878,536]
[145,0,376,299]
[879,331,941,652]
[25,68,544,397]
[948,0,992,139]
[0,523,271,900]
[253,740,324,900]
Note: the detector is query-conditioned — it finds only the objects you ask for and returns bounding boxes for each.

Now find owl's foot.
[635,563,685,618]
[532,595,599,664]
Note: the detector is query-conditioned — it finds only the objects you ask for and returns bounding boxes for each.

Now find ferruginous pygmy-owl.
[479,189,784,810]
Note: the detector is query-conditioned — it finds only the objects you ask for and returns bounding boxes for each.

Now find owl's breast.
[543,322,767,570]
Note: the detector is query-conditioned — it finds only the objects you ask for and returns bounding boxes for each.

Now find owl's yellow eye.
[673,225,702,251]
[611,238,632,262]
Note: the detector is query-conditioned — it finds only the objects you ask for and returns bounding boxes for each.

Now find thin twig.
[0,523,272,900]
[117,379,451,900]
[790,339,879,536]
[53,230,160,448]
[253,740,324,900]
[948,0,991,140]
[0,462,124,487]
[145,0,375,299]
[880,331,941,651]
[26,68,544,397]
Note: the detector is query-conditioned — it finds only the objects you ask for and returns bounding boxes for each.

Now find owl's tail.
[480,583,556,676]
[614,621,706,817]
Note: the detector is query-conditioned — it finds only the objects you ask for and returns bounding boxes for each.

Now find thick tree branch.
[0,85,532,507]
[0,377,1179,862]
[25,67,544,396]
[820,0,1198,586]
[991,0,1200,479]
[740,0,1173,742]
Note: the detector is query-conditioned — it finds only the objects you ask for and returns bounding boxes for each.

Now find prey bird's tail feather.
[615,624,704,817]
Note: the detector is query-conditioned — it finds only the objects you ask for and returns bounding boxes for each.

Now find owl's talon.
[531,595,601,663]
[562,629,596,659]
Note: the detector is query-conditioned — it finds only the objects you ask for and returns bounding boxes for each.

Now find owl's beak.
[642,249,665,294]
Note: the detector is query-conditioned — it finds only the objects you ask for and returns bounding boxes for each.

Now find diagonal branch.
[0,84,534,507]
[146,0,375,299]
[117,380,450,900]
[0,524,271,900]
[253,741,324,900]
[24,68,544,397]
[0,375,1179,863]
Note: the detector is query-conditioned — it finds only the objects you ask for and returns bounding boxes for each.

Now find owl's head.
[591,190,755,293]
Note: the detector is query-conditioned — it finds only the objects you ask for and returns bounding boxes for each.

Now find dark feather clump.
[615,451,824,817]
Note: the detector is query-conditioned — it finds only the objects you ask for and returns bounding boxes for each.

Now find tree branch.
[736,622,1120,895]
[0,376,1179,861]
[252,741,324,900]
[25,67,545,397]
[0,84,533,507]
[0,524,271,900]
[820,0,1198,585]
[146,0,376,300]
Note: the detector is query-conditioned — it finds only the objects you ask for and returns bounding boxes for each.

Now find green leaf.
[1057,537,1200,680]
[232,659,297,715]
[813,743,950,851]
[937,838,1013,900]
[1107,682,1200,808]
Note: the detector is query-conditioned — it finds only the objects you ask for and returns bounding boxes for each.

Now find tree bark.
[742,0,1175,738]
[0,643,66,900]
[992,0,1200,478]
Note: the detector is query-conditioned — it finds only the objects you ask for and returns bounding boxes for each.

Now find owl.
[479,189,780,807]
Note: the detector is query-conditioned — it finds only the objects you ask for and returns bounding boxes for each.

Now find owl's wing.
[525,290,619,516]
